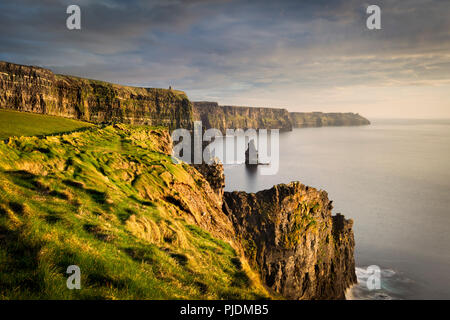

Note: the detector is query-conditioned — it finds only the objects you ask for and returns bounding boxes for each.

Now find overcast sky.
[1,0,449,118]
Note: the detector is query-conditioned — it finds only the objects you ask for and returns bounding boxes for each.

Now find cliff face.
[0,61,369,133]
[0,61,193,130]
[0,108,356,299]
[193,102,370,132]
[223,182,357,299]
[1,60,358,300]
[193,101,293,132]
[290,112,370,128]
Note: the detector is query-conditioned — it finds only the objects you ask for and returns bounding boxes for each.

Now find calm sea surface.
[219,119,450,299]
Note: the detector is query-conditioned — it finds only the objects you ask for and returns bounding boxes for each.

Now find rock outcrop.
[290,112,370,128]
[0,61,193,130]
[193,158,225,204]
[193,101,293,132]
[190,159,356,300]
[245,139,258,166]
[223,182,357,299]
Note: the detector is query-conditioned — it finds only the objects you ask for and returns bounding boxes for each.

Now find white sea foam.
[346,266,413,300]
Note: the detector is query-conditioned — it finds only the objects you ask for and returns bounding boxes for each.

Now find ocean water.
[219,119,450,299]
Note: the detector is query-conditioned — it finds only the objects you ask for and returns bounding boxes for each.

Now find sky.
[1,0,449,118]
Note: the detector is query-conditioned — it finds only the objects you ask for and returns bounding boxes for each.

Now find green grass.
[0,109,94,140]
[0,123,269,299]
[281,201,319,249]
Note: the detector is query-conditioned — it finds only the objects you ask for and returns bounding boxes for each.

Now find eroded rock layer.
[193,101,293,132]
[0,61,193,130]
[0,61,370,133]
[193,102,370,132]
[223,182,357,299]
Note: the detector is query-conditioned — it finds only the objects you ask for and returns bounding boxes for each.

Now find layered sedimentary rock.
[193,102,370,132]
[0,61,370,133]
[193,101,293,132]
[290,112,370,128]
[223,182,357,299]
[0,61,193,130]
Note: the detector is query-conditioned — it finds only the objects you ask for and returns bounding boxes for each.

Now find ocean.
[219,119,450,299]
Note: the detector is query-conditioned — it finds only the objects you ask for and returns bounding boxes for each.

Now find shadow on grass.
[0,225,42,292]
[63,179,107,205]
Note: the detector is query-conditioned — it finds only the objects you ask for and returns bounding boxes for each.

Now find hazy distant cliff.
[0,61,193,130]
[194,102,369,132]
[193,101,293,132]
[290,112,370,128]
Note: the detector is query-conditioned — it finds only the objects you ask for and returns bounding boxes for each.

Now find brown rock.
[0,61,193,130]
[223,182,357,299]
[193,101,293,132]
[193,158,225,204]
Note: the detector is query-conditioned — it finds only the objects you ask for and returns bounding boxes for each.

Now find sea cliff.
[290,112,370,128]
[0,124,268,299]
[0,122,356,299]
[193,101,293,132]
[223,183,356,299]
[0,62,358,299]
[193,102,370,132]
[0,61,370,132]
[0,61,193,130]
[193,159,357,299]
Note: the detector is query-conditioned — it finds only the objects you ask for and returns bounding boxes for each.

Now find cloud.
[0,0,449,117]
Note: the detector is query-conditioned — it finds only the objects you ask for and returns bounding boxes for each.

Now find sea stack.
[245,139,258,166]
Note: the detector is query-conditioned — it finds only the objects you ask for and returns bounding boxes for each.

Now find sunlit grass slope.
[0,124,269,299]
[0,109,94,140]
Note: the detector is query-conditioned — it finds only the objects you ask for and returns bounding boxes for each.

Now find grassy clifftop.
[0,124,268,299]
[0,109,94,140]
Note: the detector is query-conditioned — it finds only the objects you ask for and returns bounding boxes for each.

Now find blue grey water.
[220,119,450,299]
